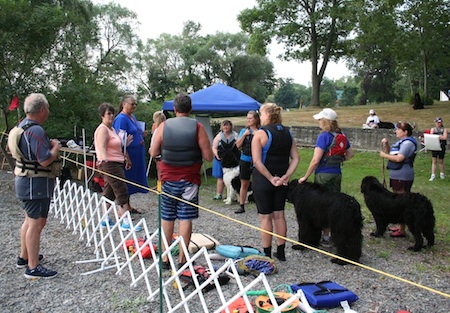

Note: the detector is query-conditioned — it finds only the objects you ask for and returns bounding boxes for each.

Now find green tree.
[348,0,399,104]
[395,0,449,101]
[238,0,358,107]
[274,79,297,109]
[0,0,92,131]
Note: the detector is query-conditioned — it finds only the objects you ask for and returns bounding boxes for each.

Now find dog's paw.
[223,199,232,205]
[407,245,424,252]
[292,244,304,250]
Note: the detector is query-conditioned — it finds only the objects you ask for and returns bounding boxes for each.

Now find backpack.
[218,132,240,168]
[323,132,348,167]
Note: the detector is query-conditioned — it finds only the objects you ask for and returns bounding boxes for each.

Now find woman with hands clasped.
[252,103,299,261]
[94,103,141,232]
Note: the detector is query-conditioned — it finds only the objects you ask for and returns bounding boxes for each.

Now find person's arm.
[251,129,281,186]
[344,147,354,161]
[149,122,164,158]
[298,147,324,184]
[198,125,213,162]
[373,116,380,128]
[212,133,221,160]
[440,128,448,140]
[279,138,300,186]
[94,126,109,165]
[235,128,249,149]
[379,138,405,163]
[40,139,61,167]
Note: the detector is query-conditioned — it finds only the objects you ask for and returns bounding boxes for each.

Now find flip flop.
[390,231,406,238]
[389,227,399,232]
[130,208,143,214]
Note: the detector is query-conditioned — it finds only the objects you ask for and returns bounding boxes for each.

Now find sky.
[95,0,351,86]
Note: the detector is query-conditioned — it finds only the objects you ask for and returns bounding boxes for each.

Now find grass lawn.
[224,101,450,130]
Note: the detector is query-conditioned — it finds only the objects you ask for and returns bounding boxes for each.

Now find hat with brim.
[313,108,337,121]
[435,117,442,123]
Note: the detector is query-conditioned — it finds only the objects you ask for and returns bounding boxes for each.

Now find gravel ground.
[1,169,449,313]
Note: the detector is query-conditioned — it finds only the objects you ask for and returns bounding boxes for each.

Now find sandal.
[389,227,399,232]
[390,230,406,238]
[130,208,143,214]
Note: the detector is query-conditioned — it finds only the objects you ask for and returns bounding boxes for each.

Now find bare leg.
[273,211,287,246]
[216,178,224,196]
[239,180,250,205]
[20,216,29,260]
[25,216,47,269]
[438,158,445,175]
[161,220,175,263]
[431,157,437,176]
[259,213,273,248]
[178,220,193,264]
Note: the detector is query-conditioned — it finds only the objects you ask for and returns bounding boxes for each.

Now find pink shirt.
[94,124,124,163]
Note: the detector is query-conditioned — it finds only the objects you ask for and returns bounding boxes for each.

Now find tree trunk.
[422,50,428,101]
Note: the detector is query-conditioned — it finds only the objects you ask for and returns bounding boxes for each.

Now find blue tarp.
[162,83,261,113]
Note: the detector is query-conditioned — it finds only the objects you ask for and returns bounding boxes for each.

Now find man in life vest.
[150,93,213,270]
[8,93,61,279]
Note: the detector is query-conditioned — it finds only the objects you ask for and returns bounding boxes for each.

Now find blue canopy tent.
[162,83,261,113]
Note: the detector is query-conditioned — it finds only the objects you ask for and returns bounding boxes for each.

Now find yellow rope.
[60,155,450,300]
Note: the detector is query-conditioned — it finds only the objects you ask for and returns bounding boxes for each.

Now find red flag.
[9,95,19,111]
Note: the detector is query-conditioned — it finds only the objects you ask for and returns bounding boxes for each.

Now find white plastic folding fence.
[50,178,301,312]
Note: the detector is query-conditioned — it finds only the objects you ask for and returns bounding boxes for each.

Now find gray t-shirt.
[14,119,55,200]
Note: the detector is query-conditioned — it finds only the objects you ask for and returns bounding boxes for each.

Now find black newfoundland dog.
[360,176,435,251]
[287,180,363,265]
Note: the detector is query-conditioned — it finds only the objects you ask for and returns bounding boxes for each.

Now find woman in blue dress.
[113,95,149,214]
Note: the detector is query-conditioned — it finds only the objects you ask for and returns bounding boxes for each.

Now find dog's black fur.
[231,176,254,203]
[360,176,435,251]
[287,180,363,265]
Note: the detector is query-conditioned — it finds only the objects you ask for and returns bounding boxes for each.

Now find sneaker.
[440,173,445,179]
[100,219,115,228]
[429,174,436,181]
[121,223,142,232]
[17,254,44,269]
[24,264,57,279]
[213,194,222,200]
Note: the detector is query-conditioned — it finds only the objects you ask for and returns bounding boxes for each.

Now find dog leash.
[381,142,387,188]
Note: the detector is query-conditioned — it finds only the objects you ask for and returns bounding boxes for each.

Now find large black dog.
[360,176,435,251]
[287,180,363,265]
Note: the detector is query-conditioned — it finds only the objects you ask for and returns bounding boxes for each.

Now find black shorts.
[239,160,253,180]
[431,144,446,159]
[252,170,288,214]
[21,198,51,219]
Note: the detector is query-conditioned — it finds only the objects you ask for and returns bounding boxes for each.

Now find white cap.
[369,109,375,114]
[313,108,337,121]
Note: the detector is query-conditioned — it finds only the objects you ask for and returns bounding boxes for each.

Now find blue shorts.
[161,180,199,221]
[212,157,223,178]
[21,198,51,219]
